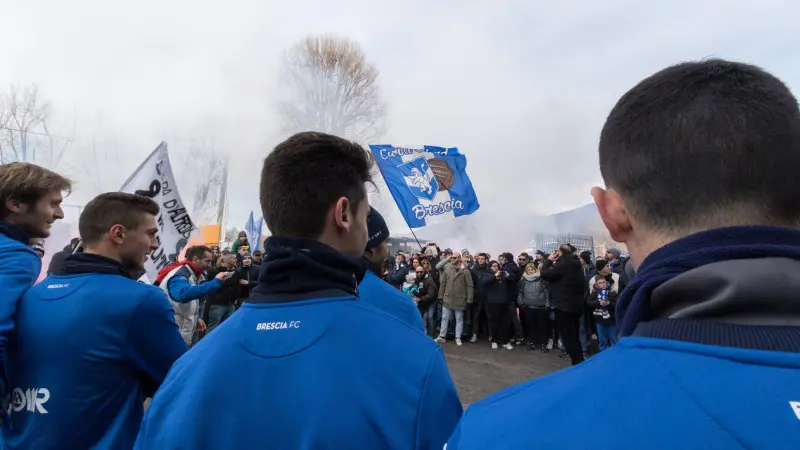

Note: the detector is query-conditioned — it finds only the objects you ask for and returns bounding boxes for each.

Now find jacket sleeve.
[517,283,524,306]
[166,274,223,303]
[386,265,409,285]
[0,248,40,398]
[438,269,448,299]
[415,348,463,450]
[125,288,187,398]
[479,272,496,289]
[465,269,474,304]
[586,291,600,308]
[608,291,619,308]
[419,278,437,304]
[538,259,563,282]
[436,259,449,272]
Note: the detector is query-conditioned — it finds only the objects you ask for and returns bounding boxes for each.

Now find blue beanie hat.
[366,207,390,250]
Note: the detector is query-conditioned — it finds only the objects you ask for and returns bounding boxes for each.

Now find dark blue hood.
[63,253,130,278]
[0,221,30,245]
[248,237,365,303]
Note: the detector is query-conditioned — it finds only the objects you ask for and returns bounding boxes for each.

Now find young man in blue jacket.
[446,59,800,449]
[359,206,425,331]
[4,192,187,449]
[0,162,70,406]
[137,131,462,449]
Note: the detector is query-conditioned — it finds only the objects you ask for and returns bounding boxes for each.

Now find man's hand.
[239,279,249,285]
[215,271,232,281]
[600,300,610,306]
[548,251,559,262]
[196,319,207,333]
[412,296,420,303]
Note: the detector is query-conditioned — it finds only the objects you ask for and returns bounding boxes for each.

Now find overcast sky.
[1,0,797,252]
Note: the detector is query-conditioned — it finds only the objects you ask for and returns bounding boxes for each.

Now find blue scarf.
[617,226,800,337]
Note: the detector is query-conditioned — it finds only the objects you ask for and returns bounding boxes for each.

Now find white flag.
[120,142,196,282]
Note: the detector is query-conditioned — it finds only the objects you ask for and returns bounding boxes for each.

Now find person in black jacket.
[499,252,524,345]
[412,265,438,336]
[539,244,586,365]
[385,253,409,290]
[206,253,247,333]
[480,260,516,350]
[237,253,260,305]
[468,253,491,343]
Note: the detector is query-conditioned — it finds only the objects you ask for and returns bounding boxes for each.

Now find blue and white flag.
[368,145,480,229]
[245,211,264,251]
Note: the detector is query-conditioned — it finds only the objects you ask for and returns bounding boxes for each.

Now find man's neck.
[82,246,123,265]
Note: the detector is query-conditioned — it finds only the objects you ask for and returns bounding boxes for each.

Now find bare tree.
[0,84,70,169]
[178,138,227,226]
[278,35,387,144]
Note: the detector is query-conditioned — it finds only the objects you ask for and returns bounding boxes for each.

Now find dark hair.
[79,193,159,246]
[260,132,373,237]
[0,162,71,219]
[185,245,211,261]
[596,259,608,272]
[600,59,800,232]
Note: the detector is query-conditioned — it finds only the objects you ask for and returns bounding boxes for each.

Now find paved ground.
[441,340,569,406]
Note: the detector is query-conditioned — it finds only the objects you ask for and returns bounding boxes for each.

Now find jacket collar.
[248,237,365,304]
[63,253,131,278]
[0,221,30,245]
[632,257,800,352]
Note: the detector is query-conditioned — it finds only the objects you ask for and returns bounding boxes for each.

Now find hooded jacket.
[0,222,40,404]
[446,226,800,449]
[136,237,462,449]
[4,253,185,449]
[438,263,474,310]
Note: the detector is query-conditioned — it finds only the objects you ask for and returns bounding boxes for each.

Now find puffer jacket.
[517,276,549,309]
[159,265,204,345]
[437,263,474,310]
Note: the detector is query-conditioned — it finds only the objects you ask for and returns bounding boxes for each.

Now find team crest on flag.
[397,157,439,201]
[368,145,481,229]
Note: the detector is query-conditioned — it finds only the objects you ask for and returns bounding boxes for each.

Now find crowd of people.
[0,58,797,449]
[379,243,632,364]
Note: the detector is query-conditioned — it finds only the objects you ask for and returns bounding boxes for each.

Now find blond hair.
[217,253,237,269]
[0,162,71,218]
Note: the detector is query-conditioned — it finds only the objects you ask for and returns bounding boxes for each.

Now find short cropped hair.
[79,193,159,246]
[599,59,800,232]
[260,132,373,237]
[185,245,211,261]
[0,162,71,219]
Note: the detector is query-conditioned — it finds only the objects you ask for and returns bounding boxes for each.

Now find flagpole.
[408,227,424,252]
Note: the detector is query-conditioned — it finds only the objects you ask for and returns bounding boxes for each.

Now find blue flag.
[245,211,264,252]
[254,216,264,251]
[368,145,480,229]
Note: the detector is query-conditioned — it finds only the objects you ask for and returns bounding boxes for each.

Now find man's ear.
[331,197,351,233]
[5,198,27,215]
[591,187,633,243]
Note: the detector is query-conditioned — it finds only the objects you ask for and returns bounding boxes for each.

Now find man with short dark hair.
[0,162,70,406]
[359,207,424,331]
[138,132,462,449]
[252,249,263,265]
[447,60,800,449]
[156,245,230,345]
[4,192,186,449]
